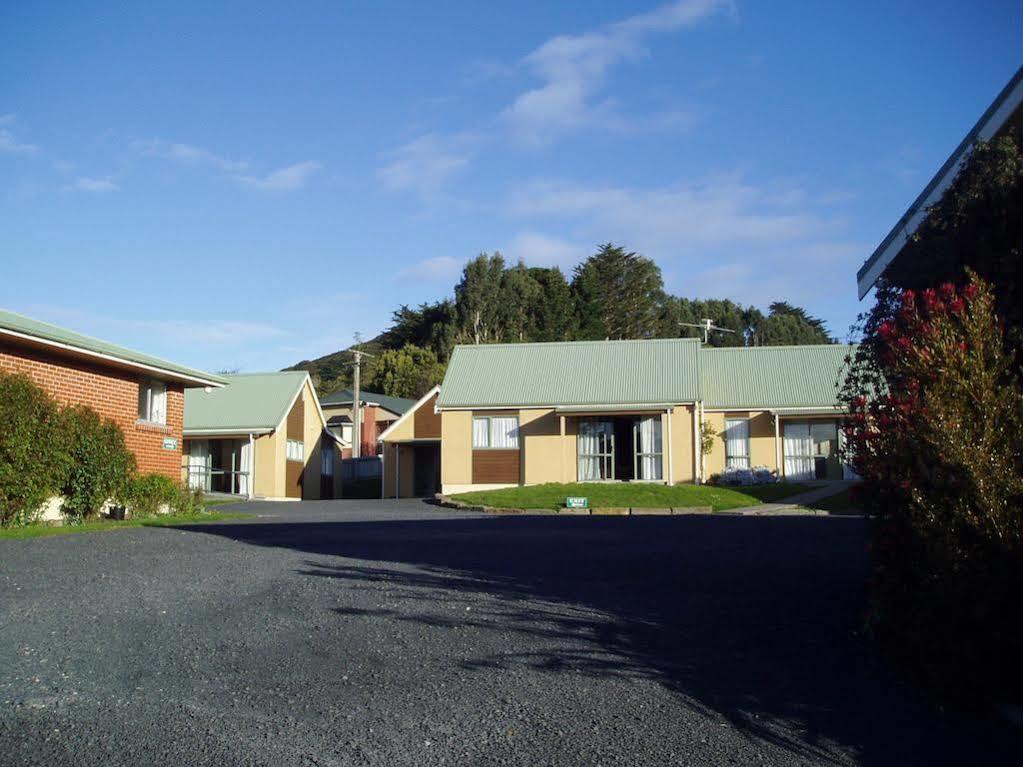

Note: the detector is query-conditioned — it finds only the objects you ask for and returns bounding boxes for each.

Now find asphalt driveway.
[0,500,1017,766]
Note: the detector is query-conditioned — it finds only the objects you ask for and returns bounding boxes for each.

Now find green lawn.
[0,510,248,541]
[450,482,810,512]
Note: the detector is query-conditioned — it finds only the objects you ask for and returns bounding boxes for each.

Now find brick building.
[1,309,224,480]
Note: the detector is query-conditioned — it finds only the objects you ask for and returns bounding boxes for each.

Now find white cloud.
[378,134,474,195]
[507,174,836,249]
[503,0,732,144]
[132,139,248,172]
[0,128,39,156]
[235,160,321,192]
[503,232,589,270]
[0,114,15,125]
[396,255,465,282]
[64,176,118,193]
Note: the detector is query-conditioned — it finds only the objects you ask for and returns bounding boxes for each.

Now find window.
[321,445,334,476]
[286,439,305,462]
[724,418,750,469]
[634,416,663,481]
[138,377,167,425]
[472,416,519,449]
[578,419,614,481]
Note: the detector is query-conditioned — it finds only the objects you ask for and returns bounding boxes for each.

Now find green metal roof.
[320,388,415,415]
[184,371,308,434]
[701,345,855,410]
[437,339,702,409]
[0,308,225,386]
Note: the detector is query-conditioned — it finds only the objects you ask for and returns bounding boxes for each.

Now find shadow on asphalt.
[177,511,1019,765]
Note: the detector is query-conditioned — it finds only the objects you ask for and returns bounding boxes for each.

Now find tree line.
[289,243,834,398]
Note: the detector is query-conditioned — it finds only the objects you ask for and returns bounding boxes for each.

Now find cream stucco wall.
[253,431,281,498]
[440,410,473,489]
[442,406,699,493]
[703,410,780,478]
[301,379,325,500]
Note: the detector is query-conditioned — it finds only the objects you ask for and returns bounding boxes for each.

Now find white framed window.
[286,439,305,462]
[138,377,167,425]
[724,418,750,469]
[634,416,663,481]
[471,416,519,449]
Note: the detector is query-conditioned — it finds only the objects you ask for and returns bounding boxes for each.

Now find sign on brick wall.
[162,437,178,451]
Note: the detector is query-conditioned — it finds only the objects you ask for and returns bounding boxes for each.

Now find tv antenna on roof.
[680,319,736,344]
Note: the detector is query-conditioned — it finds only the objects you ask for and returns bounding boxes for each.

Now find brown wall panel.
[287,396,304,440]
[472,449,520,484]
[286,460,303,498]
[413,393,442,439]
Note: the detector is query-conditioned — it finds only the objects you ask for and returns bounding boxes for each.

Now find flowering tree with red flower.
[840,271,1023,700]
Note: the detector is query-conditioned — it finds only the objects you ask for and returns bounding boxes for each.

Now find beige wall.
[253,430,282,498]
[441,406,697,493]
[703,410,779,478]
[301,379,325,500]
[440,410,473,489]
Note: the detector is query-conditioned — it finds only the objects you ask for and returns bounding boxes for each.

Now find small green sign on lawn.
[565,496,589,509]
[162,437,178,451]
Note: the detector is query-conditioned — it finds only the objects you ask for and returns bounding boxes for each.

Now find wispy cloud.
[64,176,118,193]
[507,173,834,248]
[132,139,248,172]
[378,134,474,196]
[503,231,589,270]
[396,255,465,282]
[234,160,321,192]
[502,0,732,145]
[0,127,39,156]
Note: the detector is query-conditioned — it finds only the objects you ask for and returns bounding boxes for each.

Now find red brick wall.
[361,405,379,456]
[0,341,185,480]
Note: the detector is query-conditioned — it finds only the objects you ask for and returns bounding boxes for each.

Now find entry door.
[187,440,210,491]
[413,445,440,497]
[578,420,614,480]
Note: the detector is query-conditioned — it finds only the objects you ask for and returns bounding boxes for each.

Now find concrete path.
[727,480,858,515]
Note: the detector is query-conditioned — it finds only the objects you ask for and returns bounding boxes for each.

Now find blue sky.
[1,1,1020,373]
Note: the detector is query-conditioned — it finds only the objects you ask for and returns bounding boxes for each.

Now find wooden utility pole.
[351,349,363,459]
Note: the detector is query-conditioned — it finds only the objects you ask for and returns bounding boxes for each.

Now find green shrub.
[121,473,177,518]
[841,274,1023,701]
[0,373,67,526]
[169,485,205,516]
[58,405,135,521]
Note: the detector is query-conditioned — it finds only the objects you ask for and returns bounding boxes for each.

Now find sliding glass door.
[634,416,663,480]
[578,419,614,480]
[577,416,663,481]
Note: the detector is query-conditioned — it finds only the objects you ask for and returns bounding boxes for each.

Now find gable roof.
[436,339,702,409]
[378,385,441,442]
[0,308,225,387]
[319,388,416,416]
[184,371,312,434]
[701,345,854,410]
[856,66,1023,298]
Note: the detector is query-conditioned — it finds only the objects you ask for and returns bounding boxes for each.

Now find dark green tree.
[455,252,506,344]
[529,266,576,341]
[367,344,446,399]
[751,302,833,345]
[572,243,665,339]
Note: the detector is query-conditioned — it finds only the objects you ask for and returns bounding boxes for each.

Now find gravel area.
[0,499,1017,766]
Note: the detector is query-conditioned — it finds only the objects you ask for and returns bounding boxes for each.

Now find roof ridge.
[451,337,701,351]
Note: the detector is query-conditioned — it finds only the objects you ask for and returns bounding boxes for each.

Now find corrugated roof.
[320,388,415,415]
[0,308,225,386]
[436,339,702,408]
[701,345,855,409]
[184,371,308,433]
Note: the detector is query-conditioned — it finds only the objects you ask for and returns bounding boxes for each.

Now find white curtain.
[577,420,605,481]
[472,417,490,448]
[490,417,519,448]
[636,416,663,480]
[783,422,814,480]
[148,380,167,424]
[725,419,750,469]
[238,439,252,496]
[188,440,210,491]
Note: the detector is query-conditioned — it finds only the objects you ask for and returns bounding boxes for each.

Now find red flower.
[949,297,965,314]
[938,282,956,299]
[959,341,968,354]
[902,289,916,306]
[963,283,979,301]
[877,321,895,339]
